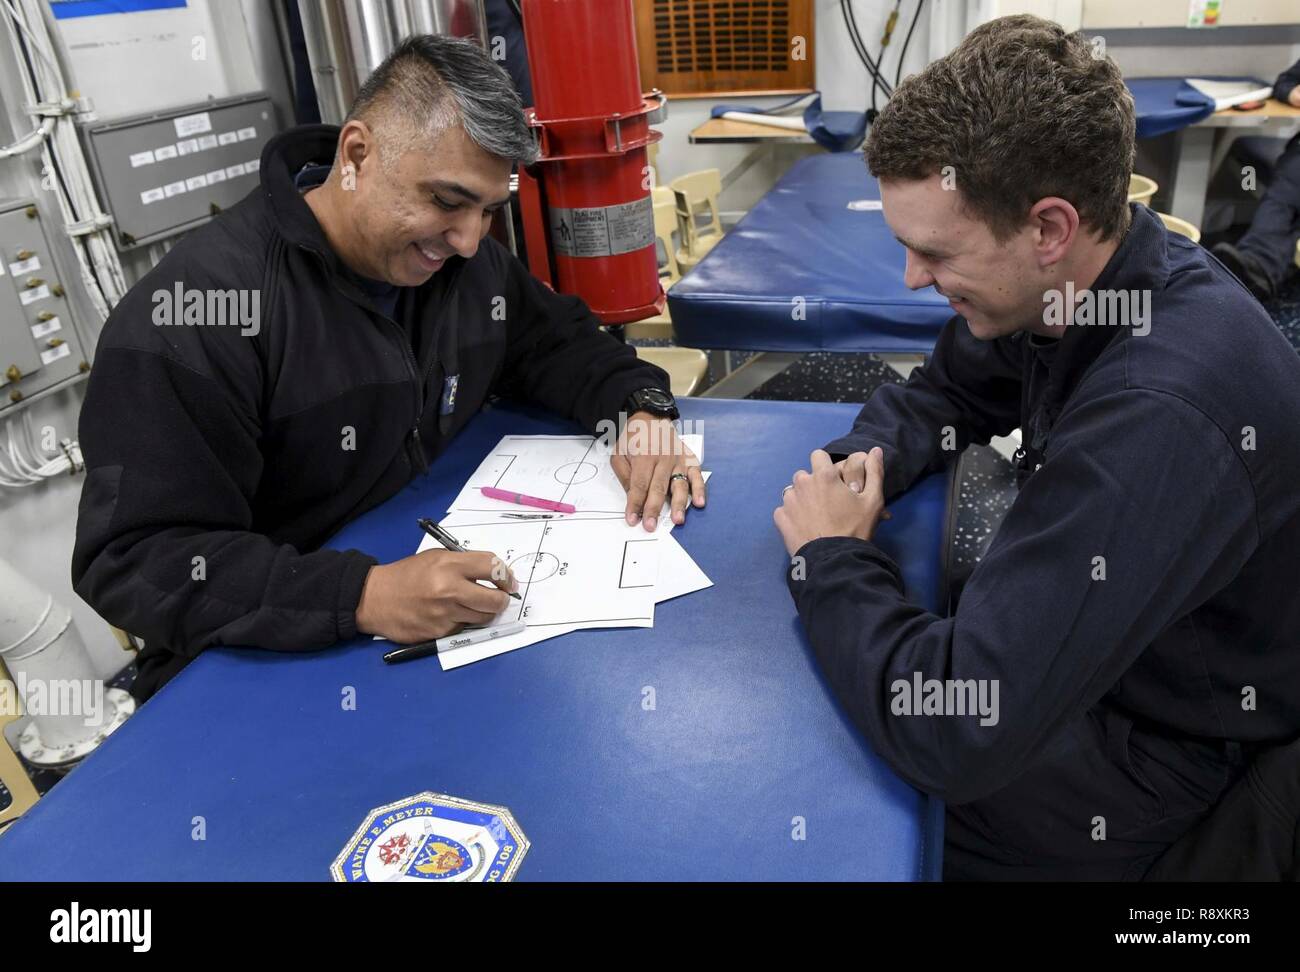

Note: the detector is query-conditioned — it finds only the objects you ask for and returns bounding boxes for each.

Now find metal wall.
[0,0,295,688]
[296,0,488,124]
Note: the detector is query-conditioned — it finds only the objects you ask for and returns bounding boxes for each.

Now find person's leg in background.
[1214,134,1300,302]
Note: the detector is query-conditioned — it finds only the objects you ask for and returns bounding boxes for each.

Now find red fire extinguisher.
[516,0,665,325]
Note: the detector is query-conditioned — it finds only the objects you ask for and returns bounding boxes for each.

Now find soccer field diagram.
[447,433,703,519]
[449,436,628,516]
[427,514,660,630]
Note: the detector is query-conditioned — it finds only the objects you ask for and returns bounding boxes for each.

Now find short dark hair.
[865,14,1134,241]
[346,34,538,166]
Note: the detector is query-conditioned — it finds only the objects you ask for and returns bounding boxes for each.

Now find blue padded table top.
[0,398,948,881]
[669,80,1250,355]
[668,153,951,355]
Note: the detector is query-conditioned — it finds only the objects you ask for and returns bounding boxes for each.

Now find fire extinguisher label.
[548,197,654,258]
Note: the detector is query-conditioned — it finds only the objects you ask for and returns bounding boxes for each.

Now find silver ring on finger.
[781,484,794,497]
[669,472,689,486]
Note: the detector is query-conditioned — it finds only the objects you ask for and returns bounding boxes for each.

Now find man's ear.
[337,119,377,181]
[1028,196,1080,268]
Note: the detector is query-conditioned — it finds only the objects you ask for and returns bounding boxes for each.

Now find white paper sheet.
[435,530,711,671]
[1185,79,1275,112]
[428,513,660,625]
[654,531,713,604]
[447,433,703,518]
[372,432,714,670]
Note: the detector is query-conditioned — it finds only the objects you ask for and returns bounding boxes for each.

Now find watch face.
[641,389,673,408]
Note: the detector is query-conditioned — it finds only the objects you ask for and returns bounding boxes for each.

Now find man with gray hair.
[73,35,703,700]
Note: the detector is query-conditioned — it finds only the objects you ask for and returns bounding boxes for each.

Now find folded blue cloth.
[1127,76,1267,139]
[710,93,867,152]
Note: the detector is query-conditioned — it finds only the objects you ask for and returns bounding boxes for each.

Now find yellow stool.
[0,658,40,828]
[1128,174,1158,206]
[670,169,724,273]
[624,188,681,341]
[636,347,709,397]
[651,185,674,204]
[1155,212,1201,243]
[625,185,712,395]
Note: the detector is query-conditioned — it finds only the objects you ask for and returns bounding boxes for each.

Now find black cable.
[839,0,866,62]
[840,0,892,113]
[869,16,881,111]
[843,0,887,92]
[871,0,901,111]
[849,0,890,95]
[894,0,926,90]
[839,0,872,76]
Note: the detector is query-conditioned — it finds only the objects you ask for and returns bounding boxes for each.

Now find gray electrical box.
[81,94,277,250]
[0,198,88,414]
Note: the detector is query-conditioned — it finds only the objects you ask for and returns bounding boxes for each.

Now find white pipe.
[718,110,806,132]
[0,112,52,158]
[348,0,394,78]
[296,0,356,125]
[0,556,107,748]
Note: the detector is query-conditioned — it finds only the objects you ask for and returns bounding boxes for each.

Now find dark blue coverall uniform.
[787,204,1300,879]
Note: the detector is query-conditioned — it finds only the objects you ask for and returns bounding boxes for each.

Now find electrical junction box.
[80,94,277,250]
[0,198,88,415]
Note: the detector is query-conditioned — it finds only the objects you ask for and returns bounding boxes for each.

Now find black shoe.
[1211,242,1275,303]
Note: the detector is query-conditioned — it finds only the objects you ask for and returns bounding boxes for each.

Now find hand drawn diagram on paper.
[424,522,711,671]
[425,514,661,630]
[412,432,710,671]
[447,434,703,517]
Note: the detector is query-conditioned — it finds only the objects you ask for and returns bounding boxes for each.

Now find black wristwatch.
[625,387,680,421]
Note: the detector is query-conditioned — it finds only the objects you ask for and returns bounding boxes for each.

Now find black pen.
[417,517,521,599]
[382,638,440,664]
[383,620,527,664]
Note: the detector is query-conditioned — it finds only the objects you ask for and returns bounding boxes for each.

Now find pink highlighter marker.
[480,486,576,514]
